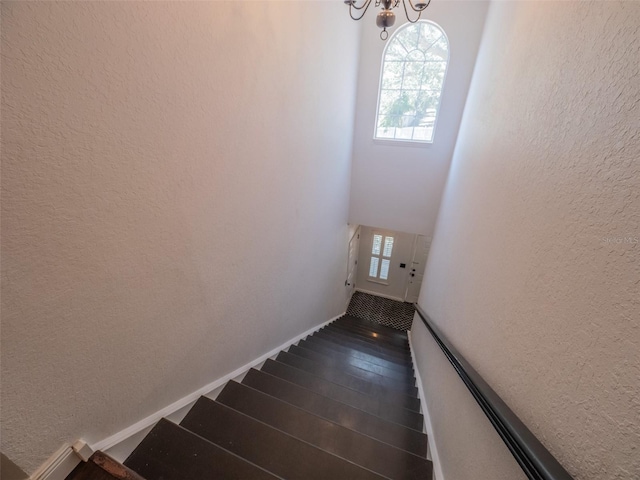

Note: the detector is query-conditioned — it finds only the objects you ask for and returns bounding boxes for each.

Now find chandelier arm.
[350,0,372,12]
[401,0,423,23]
[405,0,431,12]
[350,0,373,20]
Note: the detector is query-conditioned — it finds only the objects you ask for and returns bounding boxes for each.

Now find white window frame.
[373,20,450,146]
[368,232,395,285]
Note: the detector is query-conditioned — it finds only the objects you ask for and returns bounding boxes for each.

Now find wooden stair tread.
[261,358,424,430]
[216,382,432,479]
[277,350,419,404]
[295,340,415,383]
[180,398,386,480]
[339,315,410,338]
[66,452,145,480]
[124,418,279,480]
[242,368,428,457]
[313,330,412,365]
[302,335,414,374]
[323,325,411,355]
[332,320,411,348]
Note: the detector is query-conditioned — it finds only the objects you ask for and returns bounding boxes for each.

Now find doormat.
[346,292,415,331]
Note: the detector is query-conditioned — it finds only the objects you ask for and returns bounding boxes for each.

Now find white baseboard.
[31,312,344,479]
[29,444,79,480]
[408,330,445,480]
[355,288,404,302]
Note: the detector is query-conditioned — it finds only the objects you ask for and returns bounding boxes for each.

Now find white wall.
[0,2,360,473]
[348,1,489,236]
[355,226,416,301]
[415,1,640,479]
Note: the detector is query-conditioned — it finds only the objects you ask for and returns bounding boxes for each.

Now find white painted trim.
[355,287,404,302]
[346,287,356,311]
[29,444,81,480]
[91,312,344,453]
[408,330,445,480]
[348,224,361,244]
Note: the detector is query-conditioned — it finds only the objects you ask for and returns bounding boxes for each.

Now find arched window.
[375,21,449,143]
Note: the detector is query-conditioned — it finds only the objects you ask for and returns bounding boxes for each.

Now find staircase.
[68,315,432,480]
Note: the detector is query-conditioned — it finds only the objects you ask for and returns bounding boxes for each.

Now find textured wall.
[348,1,489,235]
[1,2,360,473]
[415,1,640,479]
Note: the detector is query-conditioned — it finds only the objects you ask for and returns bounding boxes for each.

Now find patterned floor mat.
[346,292,416,331]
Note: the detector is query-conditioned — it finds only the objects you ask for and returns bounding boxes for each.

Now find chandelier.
[344,0,432,40]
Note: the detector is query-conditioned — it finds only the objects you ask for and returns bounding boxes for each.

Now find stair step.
[66,452,145,480]
[323,325,411,355]
[261,359,423,429]
[180,398,386,480]
[66,462,128,480]
[290,343,416,386]
[124,418,278,480]
[302,335,414,375]
[216,381,432,479]
[332,320,411,348]
[298,339,415,380]
[338,315,410,338]
[314,330,412,365]
[242,368,428,457]
[277,351,419,404]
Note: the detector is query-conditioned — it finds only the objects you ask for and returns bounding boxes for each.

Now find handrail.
[413,303,574,480]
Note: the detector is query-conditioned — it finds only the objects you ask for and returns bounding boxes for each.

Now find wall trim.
[29,444,79,480]
[31,312,344,480]
[355,287,404,302]
[408,329,445,480]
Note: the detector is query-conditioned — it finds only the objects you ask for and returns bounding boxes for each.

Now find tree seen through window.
[375,21,449,143]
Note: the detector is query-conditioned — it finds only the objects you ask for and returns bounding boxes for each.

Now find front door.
[404,235,431,303]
